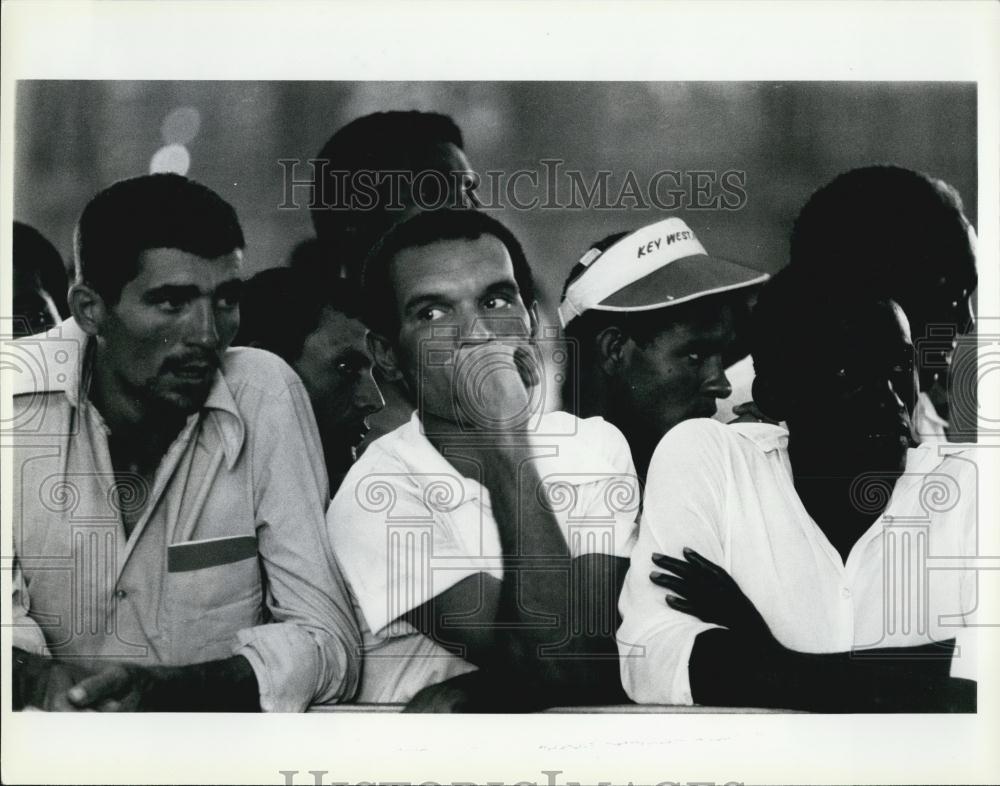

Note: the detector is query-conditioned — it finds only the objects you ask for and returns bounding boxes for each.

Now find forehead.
[310,305,369,350]
[816,300,912,359]
[646,303,735,345]
[129,247,242,290]
[409,142,471,174]
[390,234,516,304]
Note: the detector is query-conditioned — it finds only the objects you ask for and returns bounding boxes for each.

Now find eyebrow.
[144,278,242,300]
[144,284,202,301]
[401,278,518,315]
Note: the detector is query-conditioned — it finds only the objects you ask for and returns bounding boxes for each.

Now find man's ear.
[527,300,540,340]
[366,330,403,383]
[750,373,788,421]
[68,282,106,337]
[595,326,628,377]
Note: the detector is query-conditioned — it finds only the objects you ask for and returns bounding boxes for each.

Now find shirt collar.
[394,411,484,502]
[731,421,789,453]
[12,317,245,468]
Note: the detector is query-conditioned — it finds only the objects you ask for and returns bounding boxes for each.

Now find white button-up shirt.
[618,419,978,705]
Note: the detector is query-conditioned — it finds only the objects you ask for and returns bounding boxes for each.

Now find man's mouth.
[166,356,218,382]
[348,418,371,446]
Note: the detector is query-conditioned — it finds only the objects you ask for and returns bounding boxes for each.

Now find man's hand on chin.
[452,341,540,434]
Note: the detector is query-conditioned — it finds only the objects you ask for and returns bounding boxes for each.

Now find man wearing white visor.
[558,217,768,481]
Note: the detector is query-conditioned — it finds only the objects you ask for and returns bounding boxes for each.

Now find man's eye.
[687,352,703,362]
[484,295,511,310]
[417,307,446,321]
[216,294,240,309]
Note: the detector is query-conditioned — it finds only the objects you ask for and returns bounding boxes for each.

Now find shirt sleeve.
[11,554,51,656]
[566,417,640,558]
[234,368,362,711]
[949,450,978,681]
[617,420,731,705]
[328,455,480,639]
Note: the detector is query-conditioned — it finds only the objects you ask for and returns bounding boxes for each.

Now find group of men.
[8,110,980,712]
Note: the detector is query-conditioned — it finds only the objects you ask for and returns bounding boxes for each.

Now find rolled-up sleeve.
[236,371,362,711]
[11,555,51,657]
[617,421,728,705]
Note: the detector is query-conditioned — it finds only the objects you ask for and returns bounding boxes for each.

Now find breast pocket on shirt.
[164,536,264,659]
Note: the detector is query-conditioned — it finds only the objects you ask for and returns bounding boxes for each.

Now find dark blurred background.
[14,81,977,318]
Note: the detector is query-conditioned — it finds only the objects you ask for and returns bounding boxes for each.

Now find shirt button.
[841,587,852,599]
[115,589,128,599]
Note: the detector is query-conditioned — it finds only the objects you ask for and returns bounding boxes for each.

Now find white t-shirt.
[328,410,640,703]
[618,418,978,706]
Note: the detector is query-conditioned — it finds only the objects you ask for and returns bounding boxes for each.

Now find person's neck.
[787,435,902,563]
[573,367,605,421]
[576,374,653,483]
[324,446,354,499]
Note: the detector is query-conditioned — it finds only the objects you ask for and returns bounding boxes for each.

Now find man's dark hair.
[310,111,466,275]
[789,165,977,325]
[234,262,364,364]
[73,173,245,305]
[14,221,70,318]
[361,209,535,341]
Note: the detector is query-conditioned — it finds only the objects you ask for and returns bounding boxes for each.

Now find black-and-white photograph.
[2,2,998,785]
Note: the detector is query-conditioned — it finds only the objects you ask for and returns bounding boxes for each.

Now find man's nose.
[355,369,385,414]
[465,315,503,342]
[187,300,220,349]
[701,357,733,399]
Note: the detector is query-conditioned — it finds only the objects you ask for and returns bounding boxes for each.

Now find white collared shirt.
[328,410,640,703]
[618,419,978,705]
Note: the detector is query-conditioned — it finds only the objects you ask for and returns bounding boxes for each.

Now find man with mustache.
[10,174,361,711]
[234,264,385,494]
[618,263,977,711]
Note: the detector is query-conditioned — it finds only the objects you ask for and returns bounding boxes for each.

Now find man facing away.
[728,165,978,442]
[558,217,768,481]
[618,263,977,711]
[10,173,361,711]
[327,209,640,709]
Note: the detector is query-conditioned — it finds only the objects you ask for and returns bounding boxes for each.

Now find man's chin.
[149,384,213,417]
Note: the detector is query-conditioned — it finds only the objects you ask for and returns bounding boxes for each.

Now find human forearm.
[148,654,261,711]
[689,629,972,712]
[480,445,626,697]
[66,654,260,712]
[481,444,570,630]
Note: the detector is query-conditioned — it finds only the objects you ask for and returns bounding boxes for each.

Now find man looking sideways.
[558,217,767,481]
[11,174,361,711]
[328,209,639,708]
[234,265,384,493]
[618,263,977,711]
